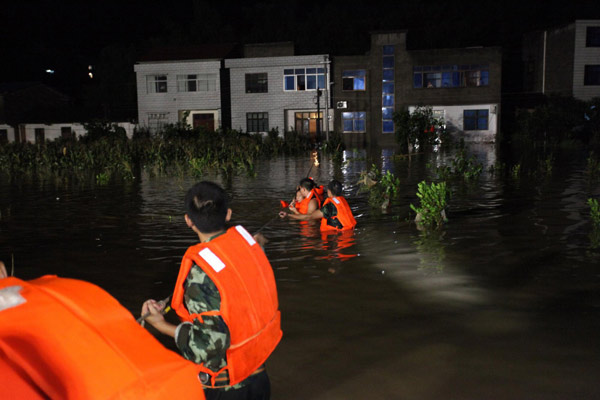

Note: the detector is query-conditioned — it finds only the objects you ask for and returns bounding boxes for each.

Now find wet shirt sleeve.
[175,264,230,372]
[321,202,337,219]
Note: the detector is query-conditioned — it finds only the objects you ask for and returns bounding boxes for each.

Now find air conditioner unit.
[337,101,347,109]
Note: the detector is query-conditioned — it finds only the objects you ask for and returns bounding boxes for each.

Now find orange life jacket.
[314,185,325,205]
[295,189,321,214]
[171,225,282,387]
[320,196,357,231]
[0,275,206,400]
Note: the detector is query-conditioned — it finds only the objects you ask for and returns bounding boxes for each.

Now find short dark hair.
[299,178,316,191]
[184,181,229,233]
[327,179,343,196]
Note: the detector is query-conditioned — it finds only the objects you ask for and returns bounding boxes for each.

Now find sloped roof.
[137,43,240,62]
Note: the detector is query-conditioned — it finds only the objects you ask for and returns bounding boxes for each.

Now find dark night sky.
[2,0,600,96]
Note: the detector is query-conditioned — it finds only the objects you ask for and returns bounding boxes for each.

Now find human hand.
[0,261,7,279]
[253,233,268,247]
[278,211,288,218]
[141,299,167,326]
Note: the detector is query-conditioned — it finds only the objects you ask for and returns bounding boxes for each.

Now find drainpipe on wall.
[542,30,547,94]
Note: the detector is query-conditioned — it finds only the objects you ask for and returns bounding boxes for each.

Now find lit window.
[464,109,489,130]
[382,120,394,133]
[146,75,167,93]
[342,70,366,91]
[584,65,600,85]
[246,112,269,133]
[342,112,366,133]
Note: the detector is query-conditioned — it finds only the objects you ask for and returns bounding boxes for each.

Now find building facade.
[523,20,600,101]
[332,31,502,146]
[225,53,332,139]
[133,33,501,145]
[134,59,224,132]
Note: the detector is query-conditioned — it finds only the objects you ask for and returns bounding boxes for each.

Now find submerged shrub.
[410,181,448,229]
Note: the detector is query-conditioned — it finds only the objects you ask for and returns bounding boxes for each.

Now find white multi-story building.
[134,59,223,132]
[225,54,332,138]
[523,20,600,101]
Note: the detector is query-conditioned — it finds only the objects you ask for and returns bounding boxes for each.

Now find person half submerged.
[288,178,325,215]
[280,179,357,231]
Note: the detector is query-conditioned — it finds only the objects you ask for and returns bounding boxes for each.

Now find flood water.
[1,143,600,399]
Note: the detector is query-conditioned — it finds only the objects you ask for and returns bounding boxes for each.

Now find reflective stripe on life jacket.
[0,275,206,400]
[320,196,357,231]
[171,225,282,387]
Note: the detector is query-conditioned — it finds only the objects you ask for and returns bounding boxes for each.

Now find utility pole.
[316,88,322,143]
[322,55,330,142]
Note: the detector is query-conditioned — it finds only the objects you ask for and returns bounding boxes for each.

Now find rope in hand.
[138,295,172,325]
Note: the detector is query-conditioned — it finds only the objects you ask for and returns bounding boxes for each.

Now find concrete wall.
[409,104,498,143]
[545,23,576,97]
[134,60,223,129]
[3,123,136,143]
[574,20,600,101]
[331,31,502,146]
[225,55,332,134]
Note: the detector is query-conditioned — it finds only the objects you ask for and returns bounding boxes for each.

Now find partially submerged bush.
[411,181,448,229]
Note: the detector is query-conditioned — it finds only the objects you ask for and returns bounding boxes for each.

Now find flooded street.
[1,144,600,399]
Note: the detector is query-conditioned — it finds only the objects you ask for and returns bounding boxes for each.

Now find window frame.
[283,68,325,92]
[463,109,489,131]
[177,73,217,92]
[342,70,366,91]
[146,75,168,93]
[584,65,600,86]
[586,26,600,47]
[245,73,268,93]
[246,112,269,133]
[342,111,366,133]
[35,128,45,143]
[414,64,489,89]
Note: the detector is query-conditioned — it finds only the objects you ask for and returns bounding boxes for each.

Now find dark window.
[61,127,73,139]
[383,45,395,55]
[584,65,600,85]
[342,70,366,91]
[586,27,600,47]
[464,110,489,130]
[413,64,489,88]
[246,112,269,132]
[147,75,167,93]
[245,73,268,93]
[35,128,45,143]
[0,129,7,144]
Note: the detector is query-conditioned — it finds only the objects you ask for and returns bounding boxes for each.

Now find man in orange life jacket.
[142,181,282,400]
[288,178,323,215]
[280,179,357,231]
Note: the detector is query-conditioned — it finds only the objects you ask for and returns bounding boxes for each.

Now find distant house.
[523,20,600,101]
[133,44,239,133]
[332,31,502,146]
[225,42,332,140]
[133,33,501,145]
